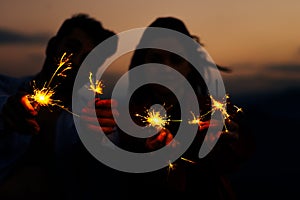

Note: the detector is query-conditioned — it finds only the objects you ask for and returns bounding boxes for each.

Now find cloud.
[265,63,300,73]
[0,28,50,45]
[222,63,300,101]
[0,54,43,77]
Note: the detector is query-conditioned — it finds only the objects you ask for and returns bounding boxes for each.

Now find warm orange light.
[86,72,104,95]
[136,108,170,129]
[188,111,201,125]
[197,94,243,132]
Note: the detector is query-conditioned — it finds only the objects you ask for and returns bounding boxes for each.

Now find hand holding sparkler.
[135,106,180,151]
[2,52,74,135]
[2,92,40,135]
[81,98,118,135]
[187,94,242,147]
[81,72,119,135]
[145,128,174,151]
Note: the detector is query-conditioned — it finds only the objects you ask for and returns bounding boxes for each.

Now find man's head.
[37,14,117,100]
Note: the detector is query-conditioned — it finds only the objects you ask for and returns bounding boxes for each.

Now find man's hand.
[2,92,40,135]
[81,98,118,135]
[145,128,175,151]
[198,118,239,142]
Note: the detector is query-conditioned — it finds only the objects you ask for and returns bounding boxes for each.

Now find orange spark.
[28,81,61,107]
[86,72,104,95]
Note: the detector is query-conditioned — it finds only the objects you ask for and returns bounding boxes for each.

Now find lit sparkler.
[188,111,201,125]
[86,72,104,95]
[199,94,243,132]
[29,80,61,108]
[27,52,77,116]
[135,107,171,129]
[135,105,182,129]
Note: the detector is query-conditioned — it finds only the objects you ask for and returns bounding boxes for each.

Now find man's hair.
[55,13,115,45]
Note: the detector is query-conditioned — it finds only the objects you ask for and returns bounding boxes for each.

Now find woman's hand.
[145,128,175,151]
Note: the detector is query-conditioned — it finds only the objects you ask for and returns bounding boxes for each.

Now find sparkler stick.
[27,52,79,117]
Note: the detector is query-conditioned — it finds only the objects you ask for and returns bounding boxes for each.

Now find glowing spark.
[28,81,63,108]
[136,107,171,129]
[234,105,243,113]
[46,52,72,88]
[168,160,175,171]
[167,158,196,179]
[86,72,104,95]
[167,160,176,178]
[180,157,196,164]
[188,111,201,125]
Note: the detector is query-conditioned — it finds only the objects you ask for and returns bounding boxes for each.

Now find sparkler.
[86,72,104,95]
[196,94,243,132]
[188,111,201,125]
[135,107,171,129]
[135,105,182,129]
[27,52,78,116]
[29,80,61,108]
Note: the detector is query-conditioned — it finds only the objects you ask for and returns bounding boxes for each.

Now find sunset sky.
[1,0,299,77]
[0,0,299,98]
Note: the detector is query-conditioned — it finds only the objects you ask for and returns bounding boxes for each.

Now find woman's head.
[129,17,208,105]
